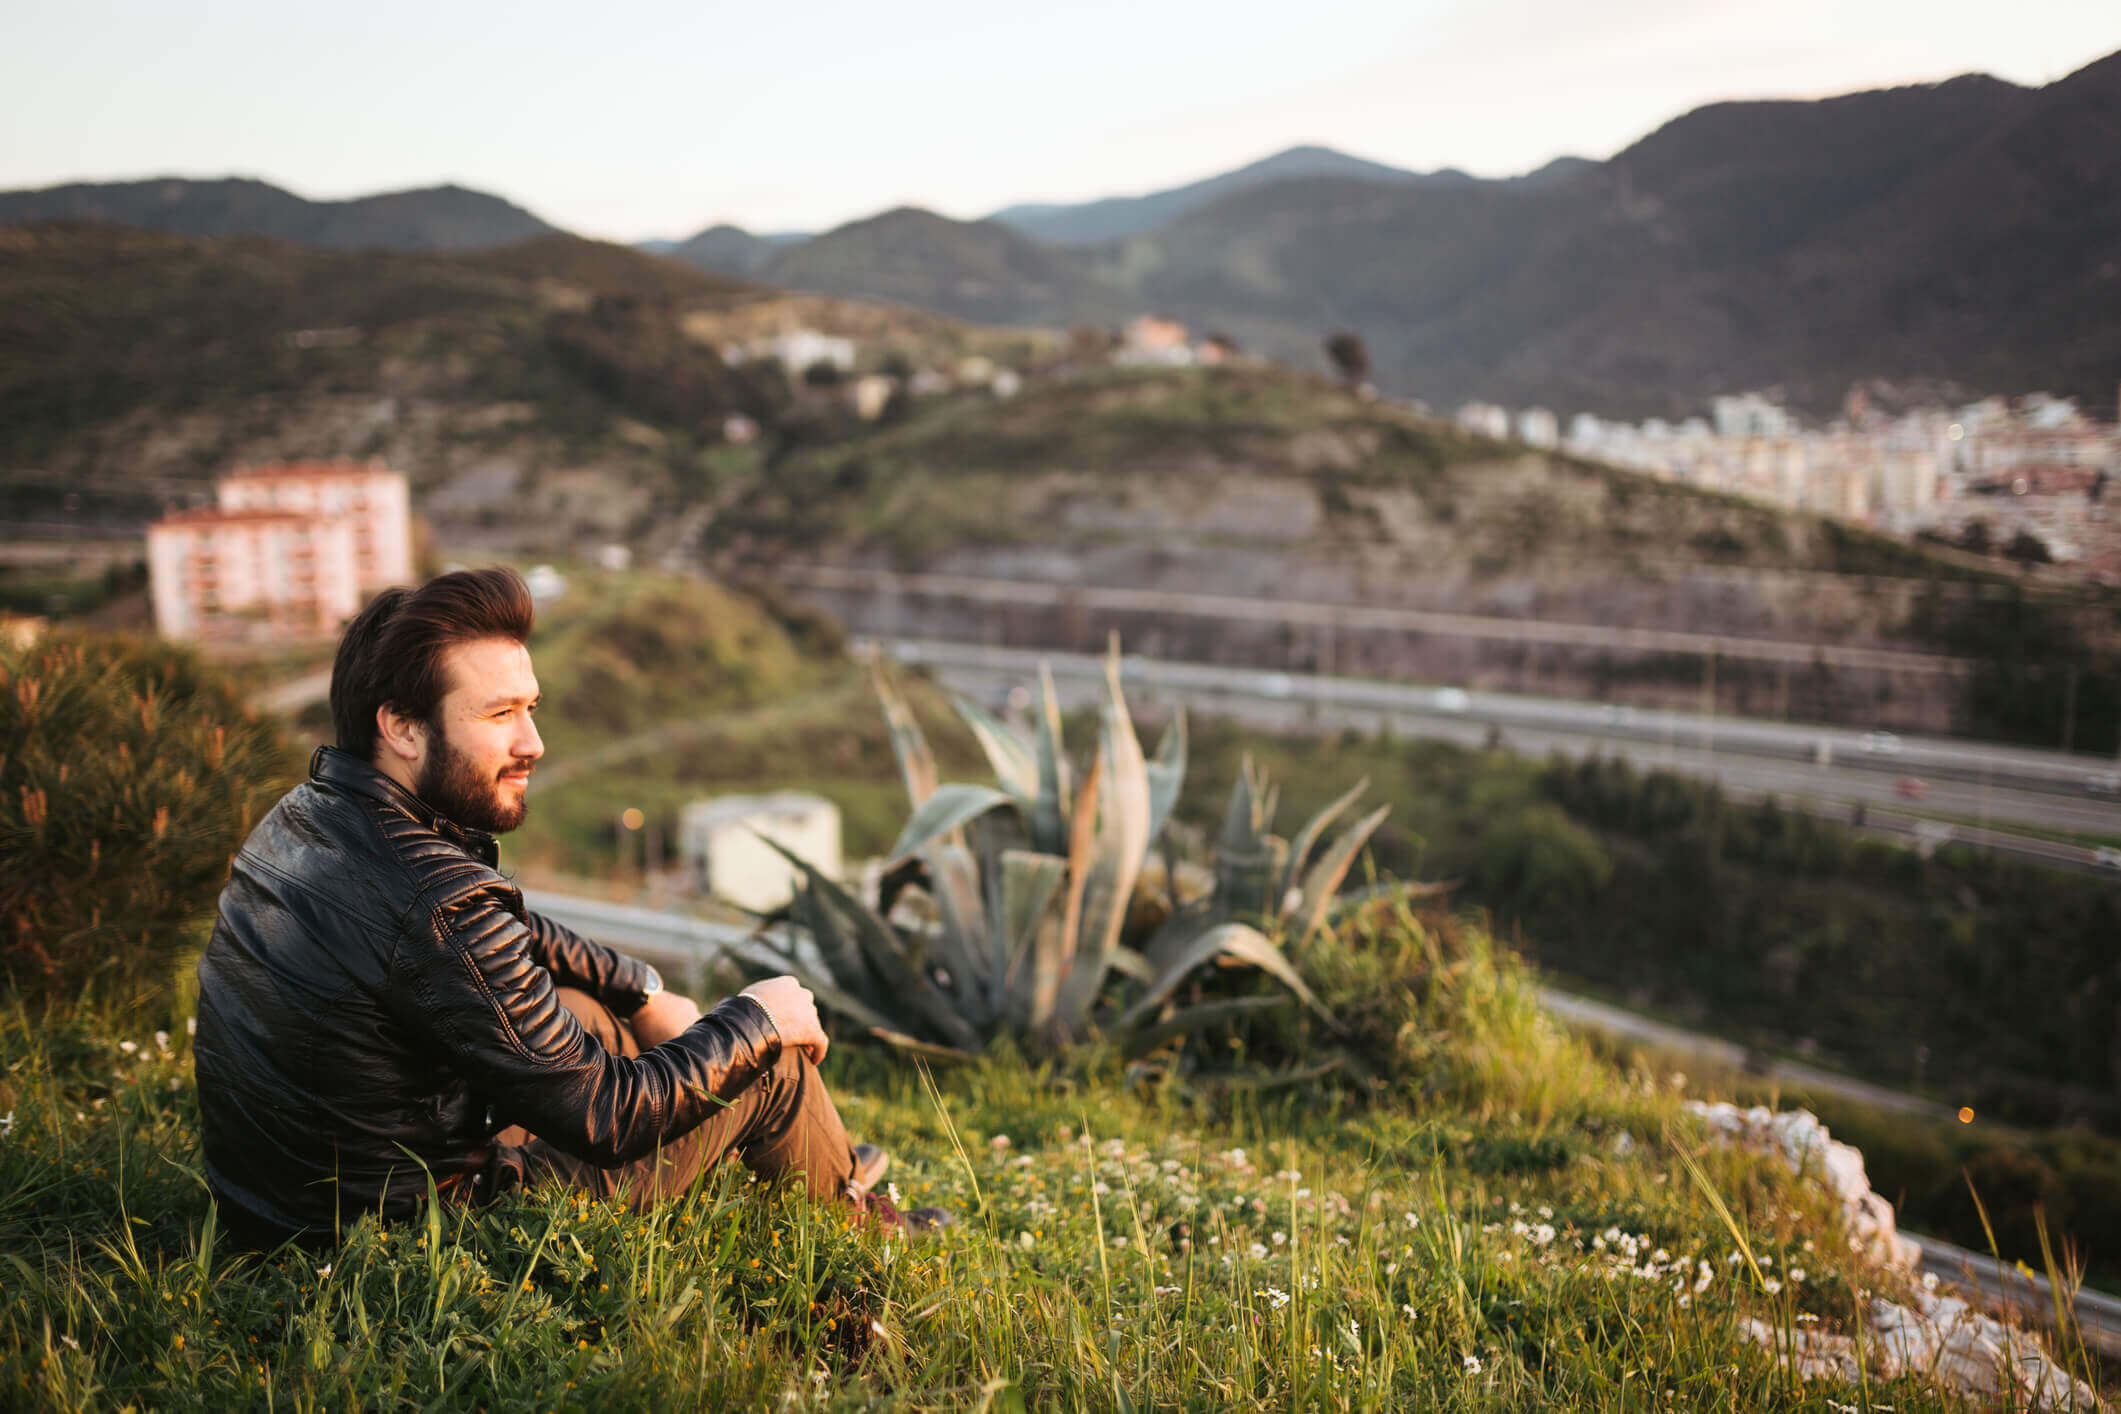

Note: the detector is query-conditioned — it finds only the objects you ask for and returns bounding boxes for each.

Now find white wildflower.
[118,1041,137,1055]
[1019,1231,1035,1249]
[0,1110,12,1140]
[1248,1243,1268,1260]
[186,1016,197,1037]
[1922,1272,1939,1291]
[1113,1237,1128,1249]
[1258,1286,1291,1310]
[1462,1353,1483,1374]
[1385,1262,1399,1276]
[1295,1188,1311,1200]
[887,1182,902,1206]
[60,1334,79,1350]
[1762,1278,1783,1295]
[1275,1169,1301,1183]
[316,1264,332,1279]
[1271,1231,1285,1247]
[1207,1234,1220,1246]
[1344,1318,1360,1345]
[154,1031,170,1053]
[1401,1303,1416,1319]
[989,1134,1010,1150]
[1404,1211,1420,1228]
[1788,1268,1806,1284]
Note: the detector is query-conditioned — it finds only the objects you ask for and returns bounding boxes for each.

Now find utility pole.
[1701,646,1719,757]
[2062,664,2079,754]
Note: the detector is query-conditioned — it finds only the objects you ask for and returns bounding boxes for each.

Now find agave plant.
[743,644,1390,1060]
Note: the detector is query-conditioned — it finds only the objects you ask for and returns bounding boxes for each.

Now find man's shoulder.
[240,777,505,927]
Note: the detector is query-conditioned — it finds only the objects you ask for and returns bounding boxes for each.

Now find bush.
[0,633,296,1011]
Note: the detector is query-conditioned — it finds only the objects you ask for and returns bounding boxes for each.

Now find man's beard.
[414,733,530,835]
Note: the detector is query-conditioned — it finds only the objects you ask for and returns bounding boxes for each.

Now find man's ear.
[375,702,427,767]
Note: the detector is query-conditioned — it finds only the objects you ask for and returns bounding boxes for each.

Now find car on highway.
[1432,687,1470,713]
[2085,772,2121,796]
[1860,731,1903,755]
[1895,777,1928,800]
[2094,847,2121,871]
[1258,673,1294,698]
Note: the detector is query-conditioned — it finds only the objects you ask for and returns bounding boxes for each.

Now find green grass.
[1,904,2073,1411]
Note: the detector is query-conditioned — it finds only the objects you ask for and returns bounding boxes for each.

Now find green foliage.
[754,650,1387,1058]
[0,633,296,1011]
[0,909,2019,1413]
[1469,803,1613,907]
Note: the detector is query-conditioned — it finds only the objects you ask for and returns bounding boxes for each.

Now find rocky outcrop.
[1689,1101,2106,1413]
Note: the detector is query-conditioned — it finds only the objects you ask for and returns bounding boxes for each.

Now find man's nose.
[516,714,543,762]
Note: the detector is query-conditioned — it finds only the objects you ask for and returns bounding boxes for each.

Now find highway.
[868,637,2121,875]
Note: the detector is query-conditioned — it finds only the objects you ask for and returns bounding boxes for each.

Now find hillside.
[709,362,2121,741]
[986,142,1447,245]
[757,206,1133,327]
[666,223,810,279]
[0,176,556,251]
[696,53,2121,419]
[0,223,1047,552]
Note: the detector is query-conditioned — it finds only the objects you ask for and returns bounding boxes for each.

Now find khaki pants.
[485,987,860,1208]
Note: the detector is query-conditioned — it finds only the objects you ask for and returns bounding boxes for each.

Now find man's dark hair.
[330,568,536,763]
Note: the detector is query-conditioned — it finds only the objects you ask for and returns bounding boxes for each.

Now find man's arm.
[521,907,655,1018]
[393,878,783,1167]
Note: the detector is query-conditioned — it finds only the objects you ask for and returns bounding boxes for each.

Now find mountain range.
[6,47,2117,418]
[0,177,553,251]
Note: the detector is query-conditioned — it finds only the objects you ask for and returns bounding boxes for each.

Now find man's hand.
[740,976,829,1065]
[629,990,703,1050]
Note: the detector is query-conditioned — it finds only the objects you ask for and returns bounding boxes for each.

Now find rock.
[1690,1101,2106,1413]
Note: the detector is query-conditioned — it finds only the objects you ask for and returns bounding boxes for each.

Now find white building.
[217,459,411,591]
[1515,407,1559,449]
[1455,402,1510,440]
[763,329,855,379]
[681,793,842,913]
[148,508,360,642]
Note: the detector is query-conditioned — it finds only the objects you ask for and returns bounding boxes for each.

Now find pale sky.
[3,0,2117,242]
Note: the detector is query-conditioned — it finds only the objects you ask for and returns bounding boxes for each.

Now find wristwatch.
[631,965,663,1015]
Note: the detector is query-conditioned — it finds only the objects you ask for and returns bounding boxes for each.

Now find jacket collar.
[309,745,500,867]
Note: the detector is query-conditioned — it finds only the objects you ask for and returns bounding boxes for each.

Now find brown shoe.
[848,1143,889,1201]
[856,1190,955,1234]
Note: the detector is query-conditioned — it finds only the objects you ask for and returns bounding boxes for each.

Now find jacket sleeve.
[389,875,782,1168]
[522,907,653,1017]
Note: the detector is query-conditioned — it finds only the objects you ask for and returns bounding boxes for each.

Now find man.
[194,567,937,1249]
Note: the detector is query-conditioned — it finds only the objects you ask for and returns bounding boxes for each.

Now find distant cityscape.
[1457,389,2120,580]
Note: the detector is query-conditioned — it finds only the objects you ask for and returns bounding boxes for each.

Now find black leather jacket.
[194,746,781,1245]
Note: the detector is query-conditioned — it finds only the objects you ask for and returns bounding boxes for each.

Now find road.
[870,637,2121,875]
[523,886,2121,1359]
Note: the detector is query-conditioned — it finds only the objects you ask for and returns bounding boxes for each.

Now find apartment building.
[148,460,410,641]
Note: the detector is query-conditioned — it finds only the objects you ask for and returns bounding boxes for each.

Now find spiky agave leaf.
[757,837,981,1051]
[1115,920,1338,1033]
[996,848,1069,1026]
[1037,753,1102,1033]
[886,783,1013,864]
[870,660,938,808]
[1143,707,1188,850]
[1030,663,1071,856]
[1290,803,1391,947]
[950,693,1039,804]
[1050,649,1151,1034]
[1278,776,1370,907]
[1213,758,1283,920]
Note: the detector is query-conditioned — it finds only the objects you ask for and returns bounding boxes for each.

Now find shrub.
[0,633,296,1012]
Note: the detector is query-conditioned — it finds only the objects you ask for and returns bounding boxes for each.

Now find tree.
[1324,331,1370,389]
[1957,518,1993,556]
[2004,529,2054,566]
